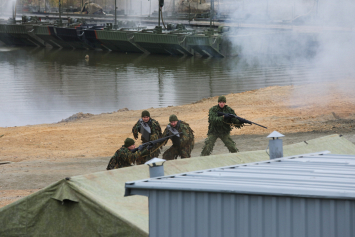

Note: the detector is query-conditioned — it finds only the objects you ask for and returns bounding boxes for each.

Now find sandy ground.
[1,78,355,208]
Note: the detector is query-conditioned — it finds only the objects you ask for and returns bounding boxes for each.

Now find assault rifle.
[217,112,267,129]
[132,132,182,153]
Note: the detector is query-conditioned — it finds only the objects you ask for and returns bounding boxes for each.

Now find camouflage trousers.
[163,145,191,160]
[200,134,238,156]
[136,144,162,165]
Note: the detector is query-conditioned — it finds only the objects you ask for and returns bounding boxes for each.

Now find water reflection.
[0,47,345,127]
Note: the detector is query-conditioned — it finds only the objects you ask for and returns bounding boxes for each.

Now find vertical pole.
[114,0,117,26]
[294,0,295,21]
[12,1,16,22]
[125,0,127,15]
[158,7,160,26]
[59,0,62,25]
[173,0,175,13]
[130,0,132,15]
[149,0,151,17]
[210,0,214,28]
[188,3,190,24]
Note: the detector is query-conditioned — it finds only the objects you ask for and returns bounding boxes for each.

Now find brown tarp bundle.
[82,2,104,14]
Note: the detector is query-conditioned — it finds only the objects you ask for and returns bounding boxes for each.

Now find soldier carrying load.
[132,110,162,162]
[160,114,195,160]
[106,138,148,170]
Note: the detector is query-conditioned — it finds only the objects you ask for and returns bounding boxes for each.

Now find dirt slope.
[1,79,355,208]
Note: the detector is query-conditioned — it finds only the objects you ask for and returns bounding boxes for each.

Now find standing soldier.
[200,96,244,156]
[106,138,148,170]
[132,110,162,162]
[160,114,194,160]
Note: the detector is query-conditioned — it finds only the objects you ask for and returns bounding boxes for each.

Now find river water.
[0,46,349,127]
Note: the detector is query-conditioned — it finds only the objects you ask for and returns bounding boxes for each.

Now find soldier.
[200,96,244,156]
[160,114,194,160]
[106,138,147,170]
[132,110,162,162]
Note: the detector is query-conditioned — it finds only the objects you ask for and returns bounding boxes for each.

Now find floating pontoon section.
[0,24,45,47]
[94,30,145,53]
[54,27,93,50]
[83,29,110,50]
[33,26,71,48]
[133,33,193,56]
[187,35,224,58]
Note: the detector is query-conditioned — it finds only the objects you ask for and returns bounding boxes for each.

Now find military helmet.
[169,114,178,122]
[141,110,150,117]
[218,96,226,103]
[124,138,135,148]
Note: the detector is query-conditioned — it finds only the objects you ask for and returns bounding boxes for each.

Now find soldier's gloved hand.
[133,127,139,139]
[141,149,150,156]
[138,145,145,151]
[146,144,154,150]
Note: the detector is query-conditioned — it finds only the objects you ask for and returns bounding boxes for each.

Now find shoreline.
[1,81,355,162]
[1,81,355,208]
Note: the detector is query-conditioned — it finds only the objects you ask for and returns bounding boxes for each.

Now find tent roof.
[1,134,355,236]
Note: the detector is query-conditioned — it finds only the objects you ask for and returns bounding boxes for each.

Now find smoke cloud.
[224,0,355,106]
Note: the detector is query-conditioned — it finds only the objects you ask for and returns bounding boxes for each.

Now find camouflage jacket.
[161,120,194,148]
[207,105,243,135]
[106,146,144,170]
[132,118,162,143]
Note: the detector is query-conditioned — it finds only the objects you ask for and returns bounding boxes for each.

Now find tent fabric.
[52,181,79,202]
[0,179,146,237]
[1,134,355,236]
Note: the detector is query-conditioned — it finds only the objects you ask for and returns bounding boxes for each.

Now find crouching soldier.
[132,110,162,162]
[160,114,194,160]
[106,138,148,170]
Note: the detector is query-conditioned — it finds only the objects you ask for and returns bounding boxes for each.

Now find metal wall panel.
[149,190,355,237]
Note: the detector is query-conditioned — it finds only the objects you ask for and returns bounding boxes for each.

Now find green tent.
[1,134,355,236]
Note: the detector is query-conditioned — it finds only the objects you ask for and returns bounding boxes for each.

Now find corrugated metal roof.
[125,152,355,199]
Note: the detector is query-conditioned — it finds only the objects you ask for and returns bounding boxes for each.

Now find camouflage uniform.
[106,145,145,170]
[132,118,162,162]
[200,103,243,156]
[161,119,195,160]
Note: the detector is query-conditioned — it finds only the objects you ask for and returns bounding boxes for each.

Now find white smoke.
[225,0,355,81]
[1,0,17,17]
[222,0,355,112]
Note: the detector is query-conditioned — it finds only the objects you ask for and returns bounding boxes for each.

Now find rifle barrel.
[218,112,267,129]
[250,122,267,129]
